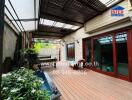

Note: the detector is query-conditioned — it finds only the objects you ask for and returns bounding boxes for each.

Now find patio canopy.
[5,0,122,38]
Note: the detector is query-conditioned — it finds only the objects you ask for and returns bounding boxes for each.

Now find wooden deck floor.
[46,62,132,100]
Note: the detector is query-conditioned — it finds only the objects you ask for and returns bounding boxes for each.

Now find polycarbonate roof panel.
[21,21,37,31]
[99,0,122,7]
[4,0,123,36]
[5,1,17,20]
[12,21,21,32]
[5,0,39,32]
[11,21,38,32]
[39,18,80,30]
[5,0,39,19]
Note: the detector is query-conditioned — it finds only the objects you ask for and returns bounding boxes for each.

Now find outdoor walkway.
[46,62,132,100]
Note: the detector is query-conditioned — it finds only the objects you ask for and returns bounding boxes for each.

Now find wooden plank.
[48,62,132,100]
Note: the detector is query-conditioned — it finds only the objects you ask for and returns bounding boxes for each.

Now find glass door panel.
[85,39,92,66]
[116,32,128,77]
[94,35,114,72]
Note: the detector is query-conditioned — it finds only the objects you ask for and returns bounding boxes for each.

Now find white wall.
[3,24,17,62]
[85,1,131,33]
[61,28,89,62]
[38,44,60,60]
[61,1,132,63]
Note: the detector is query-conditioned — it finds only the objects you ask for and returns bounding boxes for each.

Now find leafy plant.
[1,68,50,100]
[18,49,38,68]
[33,40,55,52]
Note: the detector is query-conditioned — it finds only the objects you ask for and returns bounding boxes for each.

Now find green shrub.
[18,48,38,68]
[1,68,50,100]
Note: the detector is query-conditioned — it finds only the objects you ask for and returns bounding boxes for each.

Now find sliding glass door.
[93,35,113,72]
[116,32,128,77]
[83,30,130,79]
[85,39,91,63]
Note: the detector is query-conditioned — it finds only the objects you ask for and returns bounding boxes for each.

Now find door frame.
[83,28,132,81]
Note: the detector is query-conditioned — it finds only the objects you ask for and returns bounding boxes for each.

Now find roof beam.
[33,31,64,38]
[33,35,62,39]
[5,5,23,32]
[34,0,37,31]
[11,18,38,22]
[37,0,42,34]
[34,31,64,36]
[8,0,26,33]
[62,0,73,10]
[41,12,83,26]
[76,0,102,13]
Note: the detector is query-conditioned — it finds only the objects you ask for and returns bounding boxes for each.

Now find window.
[66,43,75,60]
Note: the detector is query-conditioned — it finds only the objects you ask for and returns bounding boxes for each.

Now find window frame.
[66,43,75,61]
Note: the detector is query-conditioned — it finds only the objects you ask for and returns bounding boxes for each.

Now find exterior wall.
[38,44,60,60]
[85,0,131,33]
[61,0,132,62]
[3,23,18,62]
[61,28,89,62]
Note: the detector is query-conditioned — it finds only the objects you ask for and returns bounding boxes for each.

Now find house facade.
[61,0,132,82]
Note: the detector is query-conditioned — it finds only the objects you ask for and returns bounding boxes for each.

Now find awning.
[4,0,122,38]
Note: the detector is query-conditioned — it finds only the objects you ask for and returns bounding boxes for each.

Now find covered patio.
[48,62,132,100]
[1,0,132,100]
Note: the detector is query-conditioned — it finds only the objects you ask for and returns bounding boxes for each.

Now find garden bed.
[1,68,61,100]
